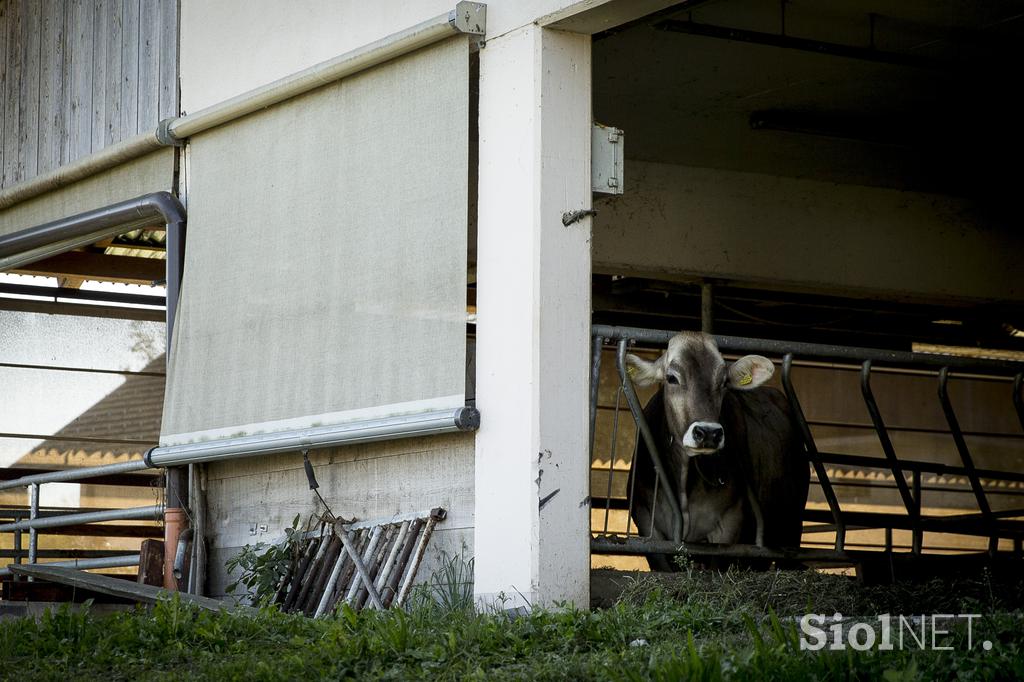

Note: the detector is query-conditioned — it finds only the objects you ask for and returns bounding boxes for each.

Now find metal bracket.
[156,118,185,147]
[592,123,624,195]
[449,2,486,35]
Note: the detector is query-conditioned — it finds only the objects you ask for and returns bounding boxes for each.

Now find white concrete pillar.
[474,25,592,610]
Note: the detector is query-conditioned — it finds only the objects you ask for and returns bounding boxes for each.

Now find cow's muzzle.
[683,421,725,454]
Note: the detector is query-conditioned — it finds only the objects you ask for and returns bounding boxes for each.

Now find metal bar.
[589,334,604,457]
[815,451,1024,484]
[0,504,164,532]
[373,521,410,599]
[28,484,39,566]
[615,339,683,542]
[655,18,949,70]
[938,367,997,554]
[148,407,480,467]
[384,519,423,607]
[0,432,157,446]
[1014,373,1024,432]
[860,360,916,515]
[0,554,140,578]
[603,387,623,535]
[1,549,147,559]
[395,509,445,607]
[912,470,923,554]
[339,528,384,610]
[782,354,845,551]
[0,361,165,377]
[0,458,152,491]
[0,283,165,307]
[13,529,22,570]
[591,325,1024,376]
[344,526,383,605]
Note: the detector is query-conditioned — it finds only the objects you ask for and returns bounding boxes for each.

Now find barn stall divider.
[589,324,1024,570]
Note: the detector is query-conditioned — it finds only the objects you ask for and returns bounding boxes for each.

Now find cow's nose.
[692,424,724,448]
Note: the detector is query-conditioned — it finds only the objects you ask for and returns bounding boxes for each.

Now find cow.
[625,332,809,571]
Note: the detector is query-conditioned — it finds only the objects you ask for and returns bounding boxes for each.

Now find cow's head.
[626,332,774,455]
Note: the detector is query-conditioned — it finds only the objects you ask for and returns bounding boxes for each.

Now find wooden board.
[8,563,253,613]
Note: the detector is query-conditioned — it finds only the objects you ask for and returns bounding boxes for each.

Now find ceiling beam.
[11,251,165,284]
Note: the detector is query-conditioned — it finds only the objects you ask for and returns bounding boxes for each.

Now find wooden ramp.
[8,564,253,614]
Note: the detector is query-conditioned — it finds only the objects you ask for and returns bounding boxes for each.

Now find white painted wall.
[593,160,1024,304]
[178,0,657,112]
[474,25,592,609]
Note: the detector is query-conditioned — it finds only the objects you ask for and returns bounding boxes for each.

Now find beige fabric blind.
[160,38,469,446]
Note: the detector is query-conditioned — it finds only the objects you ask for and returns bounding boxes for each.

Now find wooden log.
[137,538,163,586]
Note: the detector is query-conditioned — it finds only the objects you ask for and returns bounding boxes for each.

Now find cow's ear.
[625,353,664,387]
[727,355,774,390]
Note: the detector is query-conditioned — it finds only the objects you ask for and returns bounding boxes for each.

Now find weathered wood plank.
[89,0,106,152]
[37,0,65,174]
[157,0,175,119]
[68,0,93,162]
[17,0,41,180]
[136,0,158,129]
[0,0,8,185]
[3,0,22,187]
[102,0,121,145]
[8,563,253,613]
[119,0,138,136]
[59,0,72,164]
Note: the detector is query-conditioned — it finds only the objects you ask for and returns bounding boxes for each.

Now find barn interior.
[584,0,1024,569]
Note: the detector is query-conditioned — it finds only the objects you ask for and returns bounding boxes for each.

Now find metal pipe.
[165,4,485,142]
[0,504,163,532]
[912,470,923,554]
[148,407,480,467]
[314,543,350,618]
[303,536,343,616]
[860,361,916,515]
[615,339,684,542]
[173,528,194,583]
[0,554,141,578]
[395,508,446,607]
[28,483,39,567]
[937,368,997,554]
[589,335,604,457]
[782,354,846,551]
[591,324,1024,376]
[0,5,485,212]
[339,529,384,610]
[0,133,163,211]
[351,526,388,610]
[372,521,410,599]
[0,191,185,270]
[384,519,423,606]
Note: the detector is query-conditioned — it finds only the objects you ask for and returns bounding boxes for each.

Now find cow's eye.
[666,374,680,386]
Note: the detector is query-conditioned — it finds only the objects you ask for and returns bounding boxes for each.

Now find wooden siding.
[0,0,177,190]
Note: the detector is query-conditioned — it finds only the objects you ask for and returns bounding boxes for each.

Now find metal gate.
[589,324,1024,567]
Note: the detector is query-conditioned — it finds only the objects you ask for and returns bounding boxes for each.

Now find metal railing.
[0,461,162,579]
[589,324,1024,565]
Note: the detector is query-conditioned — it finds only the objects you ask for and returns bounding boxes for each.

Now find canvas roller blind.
[160,37,469,447]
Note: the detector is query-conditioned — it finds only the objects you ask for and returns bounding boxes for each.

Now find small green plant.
[406,548,476,615]
[225,514,304,605]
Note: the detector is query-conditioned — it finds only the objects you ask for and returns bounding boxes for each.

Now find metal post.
[1013,373,1024,432]
[28,483,39,565]
[700,283,714,334]
[589,335,604,457]
[912,470,923,554]
[781,354,846,551]
[615,338,684,542]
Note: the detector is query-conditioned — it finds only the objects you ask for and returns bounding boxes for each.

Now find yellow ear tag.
[627,365,637,378]
[739,373,753,386]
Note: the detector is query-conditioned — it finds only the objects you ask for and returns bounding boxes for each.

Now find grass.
[2,560,1023,681]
